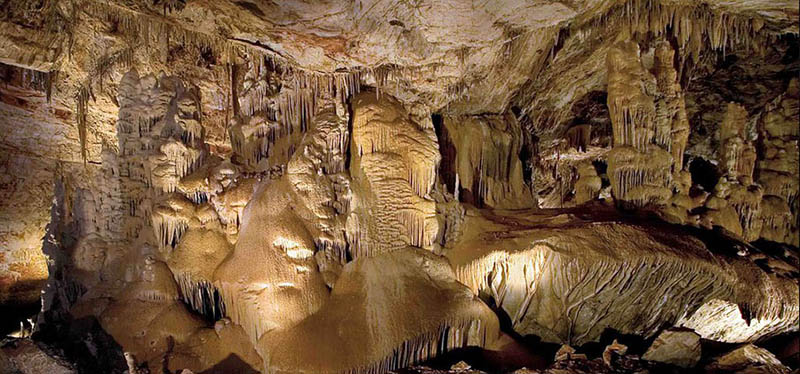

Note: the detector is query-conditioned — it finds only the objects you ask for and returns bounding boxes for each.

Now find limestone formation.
[446,209,798,345]
[642,329,702,368]
[348,93,440,257]
[0,1,798,374]
[604,40,677,209]
[259,248,500,374]
[706,344,791,374]
[573,162,602,205]
[438,114,534,209]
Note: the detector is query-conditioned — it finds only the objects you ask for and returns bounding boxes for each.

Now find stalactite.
[314,239,348,264]
[437,115,533,209]
[607,146,673,208]
[76,84,91,162]
[579,0,773,60]
[398,210,434,249]
[151,213,189,249]
[180,120,203,145]
[233,54,364,170]
[175,273,225,321]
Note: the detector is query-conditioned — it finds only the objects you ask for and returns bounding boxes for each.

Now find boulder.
[706,344,790,374]
[642,328,701,368]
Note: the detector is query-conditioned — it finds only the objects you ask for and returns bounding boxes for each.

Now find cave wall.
[0,1,797,373]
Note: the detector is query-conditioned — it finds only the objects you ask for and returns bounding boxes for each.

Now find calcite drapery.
[438,114,534,209]
[347,93,440,257]
[260,248,500,374]
[0,1,798,373]
[446,209,799,346]
[605,40,673,208]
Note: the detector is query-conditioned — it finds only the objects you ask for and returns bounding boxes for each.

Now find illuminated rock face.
[706,344,791,374]
[348,93,440,257]
[214,176,331,341]
[0,1,798,374]
[0,154,51,305]
[260,248,500,374]
[642,329,702,368]
[446,210,798,346]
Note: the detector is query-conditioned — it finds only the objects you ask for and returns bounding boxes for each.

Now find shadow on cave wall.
[200,354,259,374]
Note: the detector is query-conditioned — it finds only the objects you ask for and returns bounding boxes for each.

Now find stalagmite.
[259,248,500,374]
[213,177,330,342]
[286,102,352,282]
[347,92,440,257]
[720,103,756,182]
[653,41,690,172]
[605,39,679,209]
[697,103,766,241]
[438,114,534,209]
[565,124,592,152]
[574,161,602,205]
[755,78,800,246]
[759,196,796,245]
[606,41,656,151]
[1,1,798,374]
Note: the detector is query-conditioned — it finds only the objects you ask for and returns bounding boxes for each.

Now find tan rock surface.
[642,328,702,368]
[706,344,791,374]
[446,209,798,345]
[0,1,797,373]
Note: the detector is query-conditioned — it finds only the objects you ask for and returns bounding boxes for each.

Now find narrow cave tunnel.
[0,1,798,374]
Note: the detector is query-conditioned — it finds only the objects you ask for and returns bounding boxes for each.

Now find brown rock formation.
[0,1,797,374]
